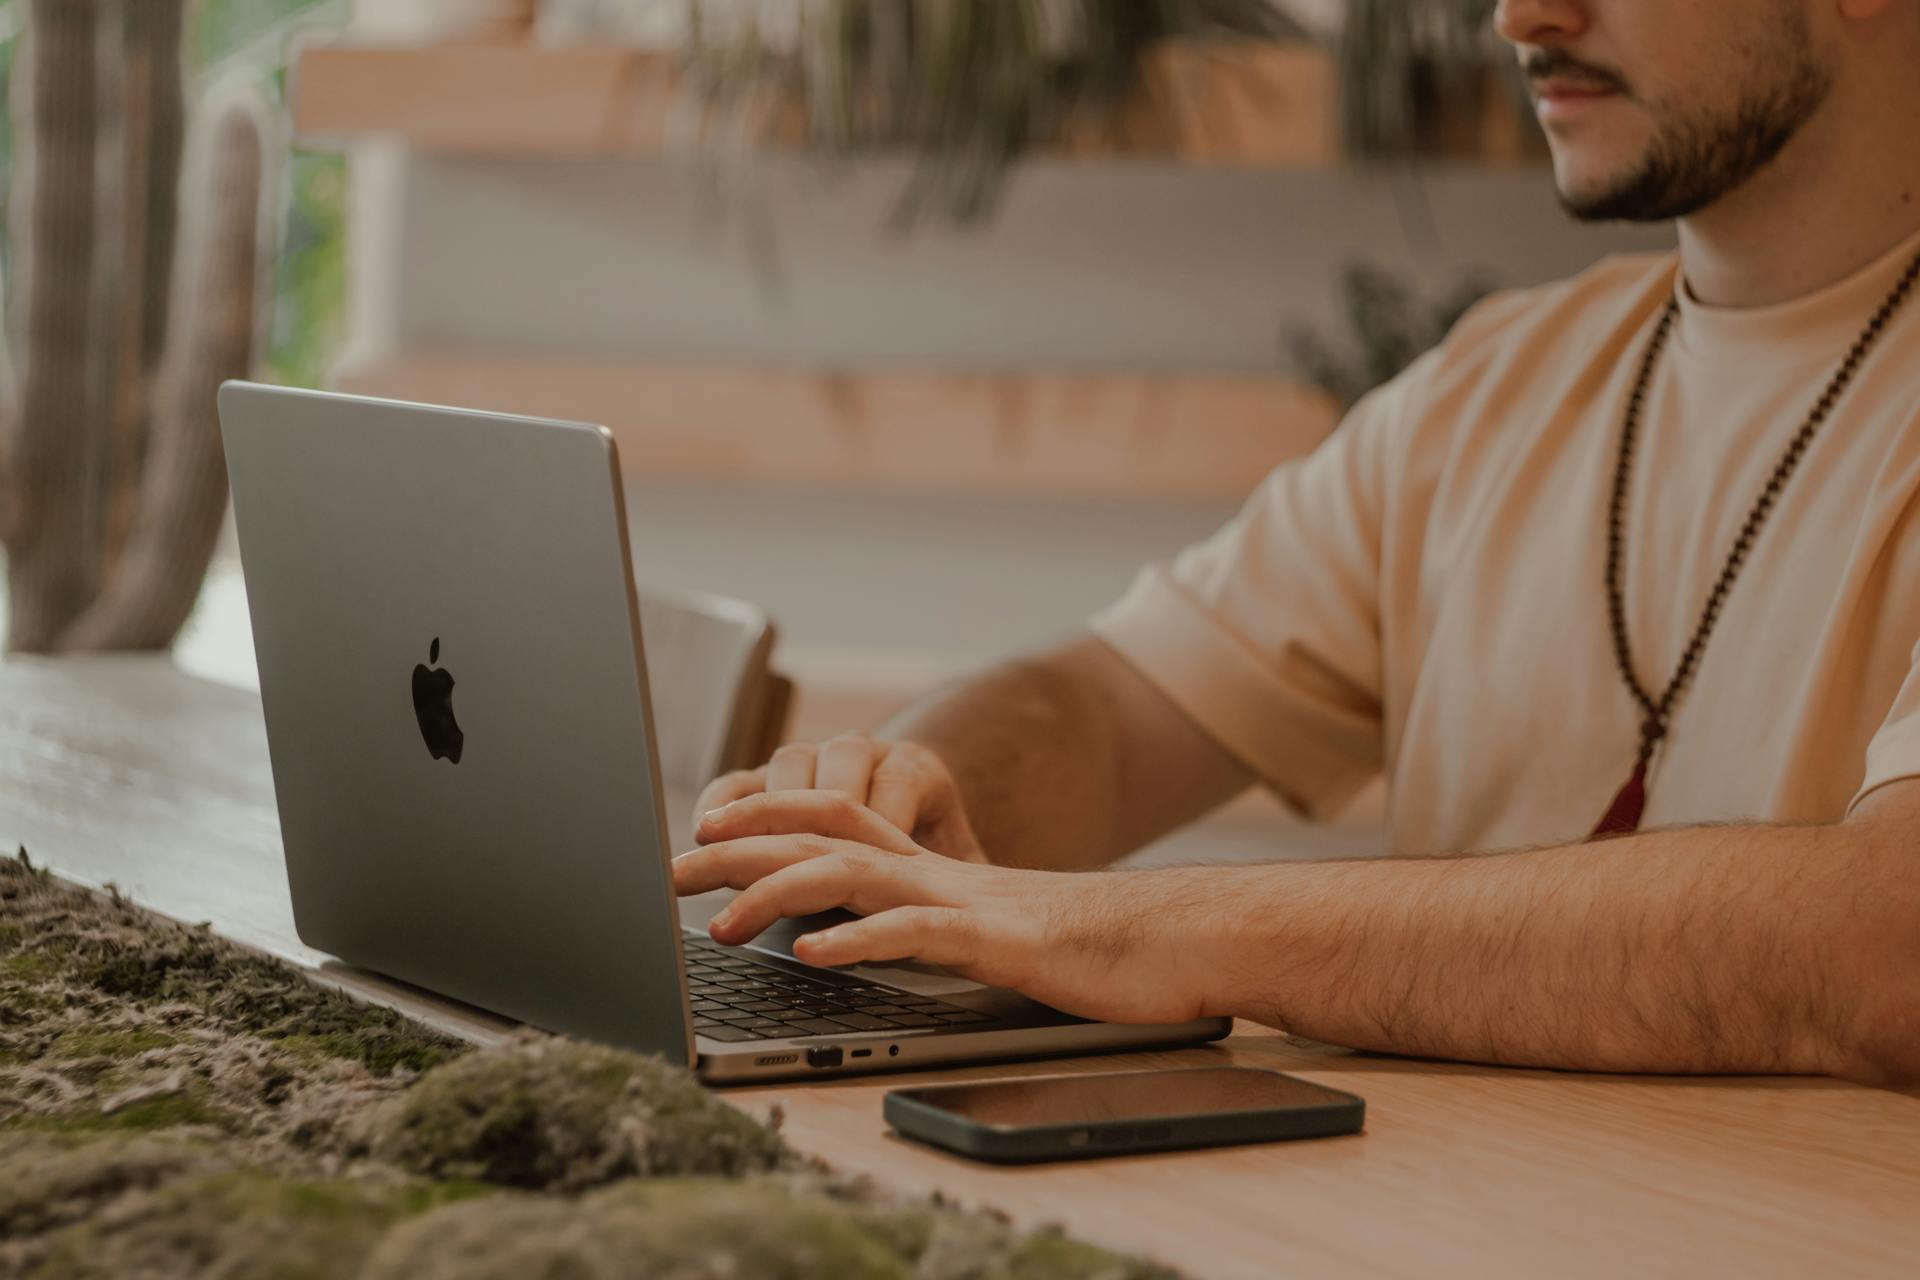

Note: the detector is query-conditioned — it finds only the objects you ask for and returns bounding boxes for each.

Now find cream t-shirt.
[1091,226,1920,856]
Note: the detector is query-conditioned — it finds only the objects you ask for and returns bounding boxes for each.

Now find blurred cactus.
[0,0,268,653]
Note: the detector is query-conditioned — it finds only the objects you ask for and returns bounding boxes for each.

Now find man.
[673,0,1920,1085]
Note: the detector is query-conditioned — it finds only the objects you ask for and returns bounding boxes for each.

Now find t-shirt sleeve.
[1850,633,1920,812]
[1088,362,1428,819]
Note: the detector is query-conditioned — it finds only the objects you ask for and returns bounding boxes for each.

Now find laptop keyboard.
[683,935,994,1042]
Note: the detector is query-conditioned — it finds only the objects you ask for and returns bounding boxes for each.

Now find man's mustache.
[1522,49,1633,97]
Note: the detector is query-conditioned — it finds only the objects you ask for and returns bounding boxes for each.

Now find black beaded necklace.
[1590,249,1920,839]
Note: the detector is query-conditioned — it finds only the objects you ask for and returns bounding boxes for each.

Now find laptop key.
[738,1021,790,1037]
[887,1012,942,1027]
[700,1025,759,1042]
[824,1012,899,1031]
[854,1003,911,1016]
[733,1000,785,1013]
[790,1018,857,1037]
[935,1011,994,1024]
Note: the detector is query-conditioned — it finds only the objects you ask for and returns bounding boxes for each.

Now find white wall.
[353,151,1670,672]
[392,154,1669,369]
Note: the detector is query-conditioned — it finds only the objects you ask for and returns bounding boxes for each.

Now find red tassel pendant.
[1590,756,1648,839]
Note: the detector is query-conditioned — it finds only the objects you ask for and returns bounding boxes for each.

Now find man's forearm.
[882,651,1126,871]
[1200,819,1920,1083]
[880,635,1255,871]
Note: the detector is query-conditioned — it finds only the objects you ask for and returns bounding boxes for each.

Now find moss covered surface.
[0,853,1181,1278]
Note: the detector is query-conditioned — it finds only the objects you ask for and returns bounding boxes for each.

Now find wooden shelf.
[334,353,1339,500]
[292,38,1457,168]
[294,43,691,157]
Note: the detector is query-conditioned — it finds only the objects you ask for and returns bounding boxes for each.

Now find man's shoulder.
[1334,249,1678,485]
[1439,250,1677,370]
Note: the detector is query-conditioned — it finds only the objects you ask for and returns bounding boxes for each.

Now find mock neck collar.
[1670,223,1920,365]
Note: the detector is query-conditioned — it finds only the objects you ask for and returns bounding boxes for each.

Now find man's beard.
[1555,24,1833,223]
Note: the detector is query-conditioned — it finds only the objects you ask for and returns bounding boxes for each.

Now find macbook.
[218,381,1231,1080]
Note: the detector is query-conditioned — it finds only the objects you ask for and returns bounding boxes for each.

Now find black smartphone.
[884,1066,1364,1164]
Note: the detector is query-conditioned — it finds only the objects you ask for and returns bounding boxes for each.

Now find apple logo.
[411,637,464,763]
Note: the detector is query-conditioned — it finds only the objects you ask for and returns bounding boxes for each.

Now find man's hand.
[692,732,988,863]
[674,791,1232,1025]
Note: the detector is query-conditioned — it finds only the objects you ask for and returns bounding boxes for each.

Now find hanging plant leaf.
[677,0,1304,227]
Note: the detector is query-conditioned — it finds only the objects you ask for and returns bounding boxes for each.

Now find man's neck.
[1677,79,1920,309]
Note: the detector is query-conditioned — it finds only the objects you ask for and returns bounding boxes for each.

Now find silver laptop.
[218,382,1229,1082]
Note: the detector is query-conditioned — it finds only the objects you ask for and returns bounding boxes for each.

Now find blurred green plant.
[196,0,350,389]
[193,0,339,68]
[677,1,1532,225]
[269,148,347,389]
[680,0,1304,227]
[1286,262,1495,409]
[1339,0,1521,157]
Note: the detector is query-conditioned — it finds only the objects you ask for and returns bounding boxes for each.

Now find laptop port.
[753,1053,798,1067]
[805,1045,844,1069]
[850,1048,872,1058]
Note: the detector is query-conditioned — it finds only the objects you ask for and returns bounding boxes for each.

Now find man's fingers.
[792,906,984,972]
[814,733,879,801]
[692,768,766,833]
[866,744,946,836]
[764,743,818,793]
[671,835,847,896]
[695,791,919,856]
[707,849,927,943]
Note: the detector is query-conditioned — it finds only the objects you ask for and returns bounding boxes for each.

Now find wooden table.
[5,655,1917,1279]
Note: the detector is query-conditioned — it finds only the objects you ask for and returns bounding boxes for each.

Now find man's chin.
[1556,181,1636,223]
[1551,162,1676,224]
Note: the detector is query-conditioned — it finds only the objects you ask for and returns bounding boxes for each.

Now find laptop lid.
[218,381,693,1062]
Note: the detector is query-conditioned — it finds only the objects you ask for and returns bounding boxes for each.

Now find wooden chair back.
[635,587,791,792]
